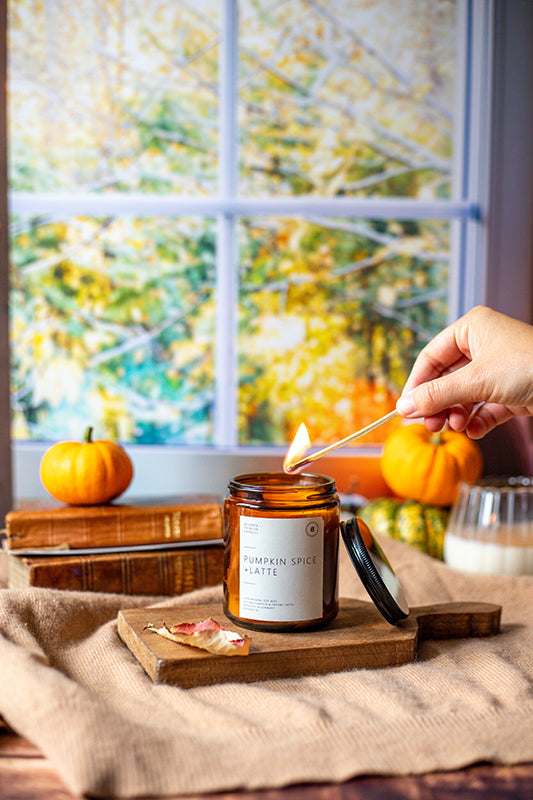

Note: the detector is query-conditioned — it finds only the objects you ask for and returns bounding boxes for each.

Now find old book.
[4,495,223,551]
[7,542,224,595]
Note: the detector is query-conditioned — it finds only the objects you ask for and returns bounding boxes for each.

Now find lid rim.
[340,517,409,626]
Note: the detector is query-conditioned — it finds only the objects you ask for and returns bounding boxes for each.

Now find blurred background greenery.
[8,0,455,446]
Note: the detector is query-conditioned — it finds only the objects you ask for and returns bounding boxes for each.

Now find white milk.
[444,531,533,576]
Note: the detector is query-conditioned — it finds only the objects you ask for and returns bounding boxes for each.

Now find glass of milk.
[444,477,533,576]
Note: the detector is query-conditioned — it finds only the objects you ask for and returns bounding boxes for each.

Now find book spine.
[6,504,223,550]
[13,547,224,595]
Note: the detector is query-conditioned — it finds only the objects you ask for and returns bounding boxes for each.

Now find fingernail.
[396,392,417,416]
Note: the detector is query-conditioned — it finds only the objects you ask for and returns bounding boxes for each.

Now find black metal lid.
[340,516,410,625]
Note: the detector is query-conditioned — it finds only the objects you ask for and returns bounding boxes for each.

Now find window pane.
[10,215,216,443]
[8,0,219,193]
[8,0,459,453]
[239,0,456,199]
[238,216,449,445]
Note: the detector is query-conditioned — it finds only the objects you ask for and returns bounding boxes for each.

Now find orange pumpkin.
[380,423,483,507]
[40,427,134,505]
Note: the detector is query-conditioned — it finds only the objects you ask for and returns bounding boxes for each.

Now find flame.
[283,423,311,474]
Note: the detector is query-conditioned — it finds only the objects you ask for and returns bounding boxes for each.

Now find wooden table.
[2,721,533,800]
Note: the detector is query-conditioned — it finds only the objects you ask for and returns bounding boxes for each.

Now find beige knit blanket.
[0,537,532,798]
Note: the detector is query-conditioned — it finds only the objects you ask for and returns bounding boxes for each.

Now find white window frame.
[2,0,532,511]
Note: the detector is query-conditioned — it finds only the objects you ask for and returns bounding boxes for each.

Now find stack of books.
[4,495,224,596]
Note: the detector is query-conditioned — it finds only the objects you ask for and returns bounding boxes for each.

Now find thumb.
[397,365,481,417]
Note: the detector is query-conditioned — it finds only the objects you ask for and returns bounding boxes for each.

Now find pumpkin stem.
[429,432,444,446]
[84,426,94,444]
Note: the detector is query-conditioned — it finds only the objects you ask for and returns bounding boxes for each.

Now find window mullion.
[10,193,476,220]
[456,0,494,317]
[215,0,239,447]
[449,0,470,322]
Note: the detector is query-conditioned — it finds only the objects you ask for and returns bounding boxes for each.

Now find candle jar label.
[239,516,324,622]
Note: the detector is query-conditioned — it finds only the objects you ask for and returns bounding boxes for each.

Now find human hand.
[396,306,533,438]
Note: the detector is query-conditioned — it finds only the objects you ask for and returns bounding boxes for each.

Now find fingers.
[401,329,473,395]
[447,404,474,432]
[465,403,515,439]
[397,364,481,419]
[397,398,515,440]
[395,307,533,439]
[403,404,478,435]
[422,411,448,433]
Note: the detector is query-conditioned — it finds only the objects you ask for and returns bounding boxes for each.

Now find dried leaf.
[145,617,251,656]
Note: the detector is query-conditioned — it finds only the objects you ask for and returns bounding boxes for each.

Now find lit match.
[283,410,399,474]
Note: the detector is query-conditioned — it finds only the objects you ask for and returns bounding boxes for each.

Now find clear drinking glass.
[444,476,533,575]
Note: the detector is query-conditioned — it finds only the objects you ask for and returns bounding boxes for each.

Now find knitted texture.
[0,538,532,797]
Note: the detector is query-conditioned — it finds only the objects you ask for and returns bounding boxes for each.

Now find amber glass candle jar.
[223,472,340,632]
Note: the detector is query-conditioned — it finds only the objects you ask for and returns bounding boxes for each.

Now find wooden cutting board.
[117,598,501,688]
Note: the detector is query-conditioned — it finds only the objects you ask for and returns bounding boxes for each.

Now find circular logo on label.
[305,521,319,537]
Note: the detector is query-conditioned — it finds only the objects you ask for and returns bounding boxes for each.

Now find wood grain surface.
[117,597,501,687]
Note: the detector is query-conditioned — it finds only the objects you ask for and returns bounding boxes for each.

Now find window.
[2,1,533,508]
